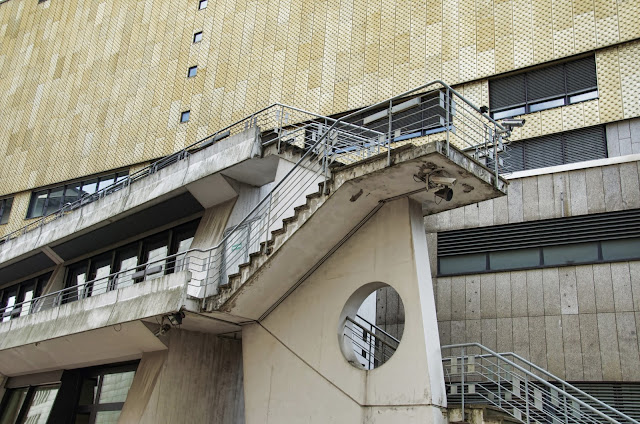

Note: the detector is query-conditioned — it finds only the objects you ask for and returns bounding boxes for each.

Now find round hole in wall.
[338,282,405,370]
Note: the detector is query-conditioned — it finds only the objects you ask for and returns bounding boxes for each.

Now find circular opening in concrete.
[338,283,405,370]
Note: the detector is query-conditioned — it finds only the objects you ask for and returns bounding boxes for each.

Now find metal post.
[277,106,284,152]
[563,383,569,424]
[445,88,450,155]
[387,100,393,167]
[494,129,500,188]
[461,347,465,422]
[525,377,530,423]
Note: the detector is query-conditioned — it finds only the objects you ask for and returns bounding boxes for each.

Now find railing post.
[461,347,465,422]
[277,105,285,152]
[562,382,569,424]
[494,129,500,188]
[445,87,450,155]
[525,377,530,423]
[387,99,393,167]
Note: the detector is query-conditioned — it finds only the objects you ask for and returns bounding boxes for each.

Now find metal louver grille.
[489,73,526,110]
[564,383,640,421]
[527,63,565,102]
[502,125,606,173]
[438,208,640,256]
[524,133,564,170]
[565,55,598,93]
[563,126,607,163]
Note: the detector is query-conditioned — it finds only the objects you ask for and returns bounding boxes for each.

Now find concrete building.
[0,0,639,423]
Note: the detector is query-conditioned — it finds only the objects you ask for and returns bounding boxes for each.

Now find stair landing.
[205,140,507,321]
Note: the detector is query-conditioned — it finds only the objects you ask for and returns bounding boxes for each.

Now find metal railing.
[342,314,400,370]
[0,81,510,322]
[442,343,639,424]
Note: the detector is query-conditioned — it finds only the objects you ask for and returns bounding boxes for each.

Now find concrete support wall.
[242,198,446,424]
[131,329,244,424]
[607,118,640,156]
[427,159,640,381]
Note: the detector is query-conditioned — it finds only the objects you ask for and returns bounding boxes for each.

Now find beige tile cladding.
[0,0,640,198]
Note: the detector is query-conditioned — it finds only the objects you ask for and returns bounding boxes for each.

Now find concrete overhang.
[0,128,280,286]
[0,272,190,375]
[211,140,507,320]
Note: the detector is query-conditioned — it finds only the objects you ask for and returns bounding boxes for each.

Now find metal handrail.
[442,342,638,424]
[354,314,400,344]
[499,351,639,423]
[345,316,398,351]
[1,81,510,321]
[0,102,383,246]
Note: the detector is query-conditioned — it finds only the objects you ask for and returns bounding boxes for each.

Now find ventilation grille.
[562,382,640,421]
[438,208,640,256]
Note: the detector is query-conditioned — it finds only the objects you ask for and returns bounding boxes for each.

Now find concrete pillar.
[242,197,446,424]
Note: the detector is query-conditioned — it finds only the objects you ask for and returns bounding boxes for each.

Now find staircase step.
[271,227,286,236]
[282,216,297,225]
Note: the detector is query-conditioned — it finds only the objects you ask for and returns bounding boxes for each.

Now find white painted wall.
[242,198,446,424]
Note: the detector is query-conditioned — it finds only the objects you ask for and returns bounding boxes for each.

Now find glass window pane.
[115,173,128,183]
[78,377,99,406]
[98,175,115,191]
[90,255,112,296]
[66,264,88,302]
[22,385,60,424]
[543,242,599,266]
[439,253,487,275]
[98,371,135,404]
[601,238,640,261]
[0,198,13,225]
[80,180,97,197]
[94,411,121,424]
[146,245,168,279]
[28,191,48,218]
[490,248,540,270]
[175,237,194,272]
[569,90,598,104]
[529,97,565,113]
[64,184,81,204]
[115,250,138,289]
[44,187,64,215]
[492,107,525,120]
[2,294,16,322]
[0,387,29,424]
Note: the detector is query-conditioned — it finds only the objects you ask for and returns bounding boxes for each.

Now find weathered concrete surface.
[216,141,507,320]
[0,272,189,376]
[0,128,267,269]
[124,330,244,424]
[242,199,446,424]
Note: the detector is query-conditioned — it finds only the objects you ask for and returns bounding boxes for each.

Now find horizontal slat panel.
[438,209,640,255]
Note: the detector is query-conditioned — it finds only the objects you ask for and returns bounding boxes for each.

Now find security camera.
[429,176,457,187]
[500,118,526,128]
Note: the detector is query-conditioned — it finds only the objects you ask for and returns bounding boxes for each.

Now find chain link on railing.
[442,343,639,424]
[1,81,510,322]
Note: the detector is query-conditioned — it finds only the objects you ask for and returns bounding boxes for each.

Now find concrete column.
[242,197,446,424]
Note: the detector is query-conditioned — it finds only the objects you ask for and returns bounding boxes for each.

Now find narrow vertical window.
[180,110,190,123]
[187,66,197,78]
[193,31,203,43]
[198,0,207,9]
[0,197,14,225]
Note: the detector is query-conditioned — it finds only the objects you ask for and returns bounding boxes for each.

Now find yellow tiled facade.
[0,0,639,232]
